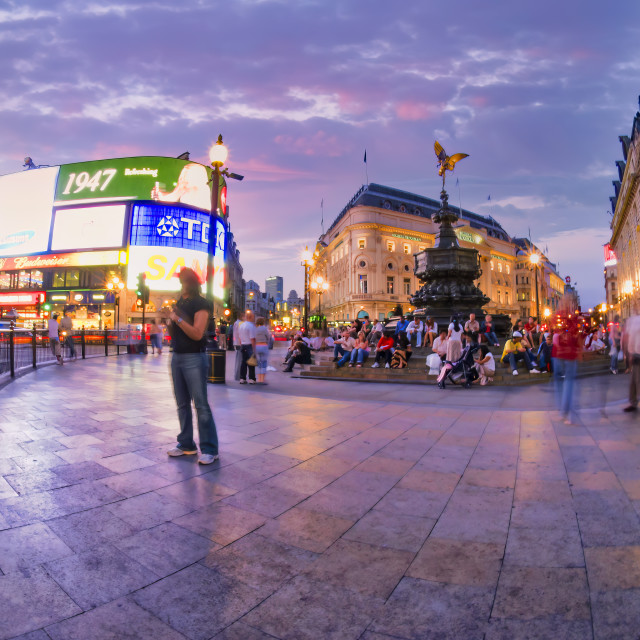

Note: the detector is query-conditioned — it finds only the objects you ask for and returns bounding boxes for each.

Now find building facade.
[609,97,640,319]
[308,183,569,325]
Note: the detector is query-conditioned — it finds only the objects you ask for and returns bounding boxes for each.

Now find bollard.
[207,348,226,384]
[81,327,86,359]
[104,328,109,356]
[9,321,15,378]
[32,323,36,369]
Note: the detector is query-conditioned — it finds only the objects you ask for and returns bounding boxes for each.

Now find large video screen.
[127,246,226,300]
[0,167,59,256]
[54,157,219,213]
[51,204,127,251]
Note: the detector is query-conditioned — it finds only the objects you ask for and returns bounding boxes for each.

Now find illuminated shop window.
[18,271,30,289]
[66,270,80,288]
[0,272,11,289]
[53,271,65,288]
[31,270,43,288]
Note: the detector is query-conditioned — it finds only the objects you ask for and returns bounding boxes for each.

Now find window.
[490,261,494,271]
[404,265,411,272]
[387,241,395,252]
[52,271,65,288]
[0,272,12,289]
[359,275,368,294]
[379,313,385,321]
[387,262,394,270]
[358,239,365,249]
[358,260,367,268]
[497,291,502,303]
[506,264,510,274]
[498,262,502,272]
[17,271,31,289]
[403,244,410,254]
[403,278,411,295]
[505,291,509,304]
[386,277,395,294]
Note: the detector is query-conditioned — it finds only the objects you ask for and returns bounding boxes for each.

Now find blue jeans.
[170,352,219,455]
[255,344,269,375]
[333,344,346,358]
[337,350,353,367]
[350,348,369,364]
[554,358,577,417]
[484,331,499,345]
[501,350,533,371]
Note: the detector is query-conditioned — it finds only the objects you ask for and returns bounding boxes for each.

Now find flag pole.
[321,198,325,235]
[456,178,462,218]
[364,149,369,185]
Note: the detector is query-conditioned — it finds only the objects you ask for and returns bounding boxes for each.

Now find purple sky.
[1,1,638,308]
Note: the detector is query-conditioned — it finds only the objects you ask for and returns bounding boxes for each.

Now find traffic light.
[143,284,150,305]
[136,273,145,297]
[136,298,143,308]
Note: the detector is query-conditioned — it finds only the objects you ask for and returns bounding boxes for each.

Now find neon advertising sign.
[127,203,226,299]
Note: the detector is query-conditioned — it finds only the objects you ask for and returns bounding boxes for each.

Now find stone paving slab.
[0,353,638,639]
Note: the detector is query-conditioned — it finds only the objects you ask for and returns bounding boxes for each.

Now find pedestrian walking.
[554,321,582,424]
[254,317,271,384]
[165,268,219,465]
[623,313,640,413]
[59,311,76,359]
[149,322,164,354]
[48,313,63,365]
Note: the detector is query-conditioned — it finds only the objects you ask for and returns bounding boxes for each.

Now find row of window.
[0,269,109,290]
[490,261,511,274]
[331,239,428,265]
[357,275,412,295]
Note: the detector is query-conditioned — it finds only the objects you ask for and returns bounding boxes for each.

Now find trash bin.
[207,349,226,384]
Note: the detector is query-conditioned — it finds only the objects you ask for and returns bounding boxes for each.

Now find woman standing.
[254,317,271,384]
[165,268,219,465]
[447,315,464,362]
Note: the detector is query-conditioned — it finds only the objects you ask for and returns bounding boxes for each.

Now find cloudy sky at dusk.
[1,0,639,308]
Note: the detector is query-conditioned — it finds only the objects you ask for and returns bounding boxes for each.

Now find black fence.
[0,326,144,379]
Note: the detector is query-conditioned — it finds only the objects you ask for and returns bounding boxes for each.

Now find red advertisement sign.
[604,243,617,265]
[0,292,44,305]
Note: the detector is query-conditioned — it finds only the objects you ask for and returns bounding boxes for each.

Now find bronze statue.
[434,141,469,189]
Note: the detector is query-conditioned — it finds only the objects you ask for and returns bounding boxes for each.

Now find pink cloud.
[274,130,346,157]
[395,101,438,121]
[234,157,314,182]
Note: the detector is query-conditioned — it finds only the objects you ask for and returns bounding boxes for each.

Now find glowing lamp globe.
[529,253,540,265]
[209,136,228,166]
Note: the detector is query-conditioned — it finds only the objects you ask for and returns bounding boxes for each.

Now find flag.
[364,150,367,163]
[456,178,459,186]
[487,195,491,201]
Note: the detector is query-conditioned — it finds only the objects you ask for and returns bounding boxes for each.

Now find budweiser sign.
[0,251,120,271]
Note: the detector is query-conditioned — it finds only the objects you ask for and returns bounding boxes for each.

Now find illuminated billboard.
[130,203,225,255]
[51,204,127,252]
[604,243,617,266]
[0,167,59,256]
[54,157,223,213]
[127,246,226,299]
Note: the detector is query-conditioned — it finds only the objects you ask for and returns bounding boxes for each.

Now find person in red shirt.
[372,333,395,368]
[554,321,583,424]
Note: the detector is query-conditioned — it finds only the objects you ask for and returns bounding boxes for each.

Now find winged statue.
[434,141,469,188]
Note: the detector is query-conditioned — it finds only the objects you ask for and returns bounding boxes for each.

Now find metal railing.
[0,325,145,379]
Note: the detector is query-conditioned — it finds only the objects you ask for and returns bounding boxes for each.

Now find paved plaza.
[0,348,639,639]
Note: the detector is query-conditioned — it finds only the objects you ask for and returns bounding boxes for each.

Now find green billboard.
[54,156,226,214]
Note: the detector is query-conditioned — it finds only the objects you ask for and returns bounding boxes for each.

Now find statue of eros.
[434,141,469,189]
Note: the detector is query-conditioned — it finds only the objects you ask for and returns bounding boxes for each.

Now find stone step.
[295,356,611,386]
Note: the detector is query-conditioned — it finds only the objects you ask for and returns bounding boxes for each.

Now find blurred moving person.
[48,313,63,365]
[623,313,640,413]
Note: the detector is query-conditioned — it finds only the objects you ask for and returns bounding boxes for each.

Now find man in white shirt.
[232,313,244,381]
[48,313,63,365]
[407,317,425,348]
[238,310,257,384]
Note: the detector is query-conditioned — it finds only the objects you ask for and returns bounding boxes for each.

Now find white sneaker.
[239,380,247,384]
[385,363,390,368]
[198,453,220,465]
[248,380,256,384]
[372,362,379,368]
[530,368,540,374]
[512,370,519,376]
[167,446,197,456]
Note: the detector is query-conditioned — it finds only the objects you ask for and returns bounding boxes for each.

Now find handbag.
[246,354,258,367]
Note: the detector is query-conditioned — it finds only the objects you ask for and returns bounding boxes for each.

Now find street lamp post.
[529,253,541,323]
[301,247,313,334]
[207,135,244,307]
[106,275,125,353]
[310,275,329,329]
